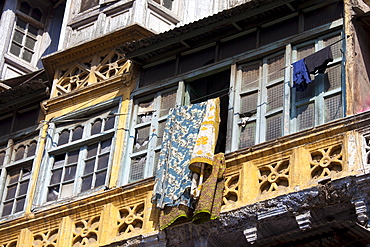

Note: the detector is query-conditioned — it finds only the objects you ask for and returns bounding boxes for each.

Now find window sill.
[4,53,37,74]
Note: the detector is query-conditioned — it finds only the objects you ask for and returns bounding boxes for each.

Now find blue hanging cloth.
[292,59,312,92]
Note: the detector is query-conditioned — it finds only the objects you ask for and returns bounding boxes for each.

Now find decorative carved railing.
[220,129,365,211]
[1,115,370,246]
[52,50,132,97]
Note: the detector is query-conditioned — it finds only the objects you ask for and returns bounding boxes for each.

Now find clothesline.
[239,36,345,91]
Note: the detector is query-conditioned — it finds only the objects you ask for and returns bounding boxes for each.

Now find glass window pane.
[324,64,342,92]
[10,43,21,56]
[25,36,36,50]
[156,120,166,146]
[81,175,93,192]
[67,150,79,164]
[2,201,13,216]
[87,143,98,158]
[31,8,42,21]
[53,154,65,168]
[297,103,315,131]
[9,171,20,184]
[133,126,150,152]
[22,49,33,62]
[84,159,95,175]
[13,30,24,44]
[239,121,256,149]
[241,63,260,90]
[19,2,31,14]
[27,142,37,157]
[15,146,25,161]
[160,91,176,117]
[267,83,284,111]
[324,35,342,59]
[50,169,62,185]
[267,54,285,82]
[60,183,74,198]
[95,171,107,187]
[137,100,154,124]
[71,126,83,141]
[16,19,27,31]
[28,25,38,37]
[297,44,315,60]
[266,113,282,141]
[22,168,31,180]
[104,117,115,131]
[80,0,99,12]
[5,185,17,200]
[63,165,76,182]
[18,181,29,196]
[295,80,315,102]
[47,186,59,202]
[97,154,109,170]
[163,0,173,9]
[130,156,146,181]
[58,130,70,146]
[100,139,111,153]
[240,92,258,116]
[325,94,343,122]
[15,197,25,213]
[91,119,102,135]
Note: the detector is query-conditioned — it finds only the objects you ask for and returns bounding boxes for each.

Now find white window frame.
[290,31,345,132]
[230,31,345,151]
[0,133,40,219]
[122,85,183,184]
[8,0,47,66]
[35,99,120,205]
[123,23,345,184]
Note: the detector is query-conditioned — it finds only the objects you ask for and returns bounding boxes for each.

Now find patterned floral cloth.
[189,98,220,199]
[152,98,224,230]
[159,153,226,229]
[190,97,220,167]
[193,153,226,224]
[152,102,207,209]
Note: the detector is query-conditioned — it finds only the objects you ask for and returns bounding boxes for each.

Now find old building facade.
[1,0,370,246]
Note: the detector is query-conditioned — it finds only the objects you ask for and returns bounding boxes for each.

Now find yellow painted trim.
[24,121,49,216]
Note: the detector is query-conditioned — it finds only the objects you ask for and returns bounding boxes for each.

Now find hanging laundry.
[152,101,207,210]
[190,97,220,166]
[292,59,312,92]
[292,46,334,92]
[192,153,226,224]
[190,98,220,199]
[152,98,223,230]
[304,46,333,74]
[159,153,226,229]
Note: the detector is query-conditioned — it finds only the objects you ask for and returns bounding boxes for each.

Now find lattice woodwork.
[72,216,100,246]
[32,229,59,247]
[258,160,290,194]
[222,173,239,206]
[55,50,132,96]
[0,241,17,247]
[310,145,343,179]
[117,203,144,236]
